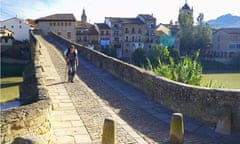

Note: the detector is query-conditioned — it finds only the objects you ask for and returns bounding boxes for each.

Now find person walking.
[64,45,79,83]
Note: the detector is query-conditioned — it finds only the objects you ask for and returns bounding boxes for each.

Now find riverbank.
[202,72,240,89]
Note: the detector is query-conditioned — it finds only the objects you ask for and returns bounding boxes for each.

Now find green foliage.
[1,63,27,77]
[144,58,153,71]
[229,52,240,70]
[132,48,146,66]
[145,46,203,86]
[178,12,194,56]
[178,12,212,56]
[194,13,212,54]
[175,53,202,85]
[102,47,117,58]
[203,80,224,89]
[149,44,170,67]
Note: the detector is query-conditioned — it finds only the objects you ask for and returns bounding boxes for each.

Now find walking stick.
[65,64,68,82]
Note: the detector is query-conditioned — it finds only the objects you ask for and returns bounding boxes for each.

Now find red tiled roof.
[35,14,76,22]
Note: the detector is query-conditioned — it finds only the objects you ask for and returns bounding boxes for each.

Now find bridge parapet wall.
[0,32,53,144]
[50,32,240,130]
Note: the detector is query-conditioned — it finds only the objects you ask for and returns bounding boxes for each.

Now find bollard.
[169,113,184,144]
[102,118,116,144]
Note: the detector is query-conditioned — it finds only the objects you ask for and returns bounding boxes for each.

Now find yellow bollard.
[169,113,184,144]
[102,118,116,144]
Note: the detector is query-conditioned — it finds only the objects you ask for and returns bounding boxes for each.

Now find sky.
[1,0,239,24]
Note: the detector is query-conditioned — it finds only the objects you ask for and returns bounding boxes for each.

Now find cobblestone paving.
[44,35,240,144]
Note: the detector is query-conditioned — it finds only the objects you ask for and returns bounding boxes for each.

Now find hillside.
[207,14,240,28]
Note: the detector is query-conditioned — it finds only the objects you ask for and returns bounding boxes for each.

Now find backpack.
[64,48,77,57]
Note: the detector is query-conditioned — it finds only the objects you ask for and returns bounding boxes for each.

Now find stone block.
[215,105,231,135]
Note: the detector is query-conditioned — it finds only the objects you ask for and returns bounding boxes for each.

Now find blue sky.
[1,0,239,24]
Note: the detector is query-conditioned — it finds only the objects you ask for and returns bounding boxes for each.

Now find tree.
[194,13,212,56]
[132,48,146,66]
[102,47,117,58]
[178,12,194,56]
[229,52,240,70]
[149,44,169,67]
[178,12,212,57]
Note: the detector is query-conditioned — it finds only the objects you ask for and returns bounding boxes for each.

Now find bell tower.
[179,0,193,16]
[81,8,87,22]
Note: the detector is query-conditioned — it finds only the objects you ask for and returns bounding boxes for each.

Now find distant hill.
[207,14,240,28]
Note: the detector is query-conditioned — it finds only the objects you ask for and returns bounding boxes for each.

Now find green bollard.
[169,113,184,144]
[102,118,116,144]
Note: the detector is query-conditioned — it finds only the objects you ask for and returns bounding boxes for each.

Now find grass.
[0,77,23,103]
[1,62,26,103]
[202,72,240,89]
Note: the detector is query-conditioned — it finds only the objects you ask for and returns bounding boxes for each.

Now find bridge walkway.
[39,34,240,143]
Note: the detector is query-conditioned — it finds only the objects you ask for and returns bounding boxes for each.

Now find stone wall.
[50,32,240,130]
[0,32,53,144]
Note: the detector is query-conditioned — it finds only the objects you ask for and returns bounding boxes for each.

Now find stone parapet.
[0,31,53,144]
[50,32,240,130]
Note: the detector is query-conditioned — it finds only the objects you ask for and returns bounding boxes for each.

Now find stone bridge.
[1,31,240,144]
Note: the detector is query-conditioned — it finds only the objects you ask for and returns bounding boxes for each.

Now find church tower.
[81,8,87,22]
[179,0,193,16]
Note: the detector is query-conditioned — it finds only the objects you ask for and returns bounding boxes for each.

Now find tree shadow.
[1,82,22,88]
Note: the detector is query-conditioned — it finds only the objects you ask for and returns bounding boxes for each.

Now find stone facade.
[206,28,240,63]
[51,32,240,130]
[0,17,30,41]
[0,32,53,144]
[35,14,76,42]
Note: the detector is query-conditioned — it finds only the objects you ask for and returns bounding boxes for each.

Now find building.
[0,27,14,49]
[76,9,98,49]
[35,14,76,42]
[179,0,193,16]
[94,23,111,51]
[0,17,30,41]
[207,28,240,63]
[156,24,180,49]
[104,14,156,59]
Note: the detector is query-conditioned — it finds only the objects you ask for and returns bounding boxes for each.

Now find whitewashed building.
[0,17,30,41]
[35,14,76,42]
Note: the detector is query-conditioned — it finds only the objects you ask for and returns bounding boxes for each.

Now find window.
[138,28,141,34]
[125,28,129,33]
[106,31,109,35]
[84,36,87,42]
[132,28,135,34]
[229,44,235,49]
[19,25,22,29]
[125,36,128,42]
[69,22,71,26]
[138,36,141,42]
[101,31,104,35]
[57,32,61,35]
[49,22,52,26]
[11,25,14,28]
[67,32,71,39]
[237,44,240,49]
[132,36,134,42]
